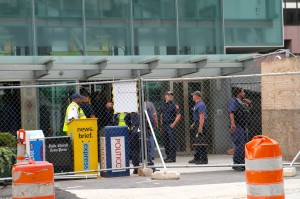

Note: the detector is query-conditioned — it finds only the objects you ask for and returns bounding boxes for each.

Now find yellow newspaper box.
[67,118,98,174]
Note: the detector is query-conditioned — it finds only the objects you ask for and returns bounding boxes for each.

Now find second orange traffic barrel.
[245,135,284,199]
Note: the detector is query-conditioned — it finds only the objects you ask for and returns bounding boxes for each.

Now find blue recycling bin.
[100,126,130,177]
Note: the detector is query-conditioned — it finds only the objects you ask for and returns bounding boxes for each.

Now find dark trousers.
[230,125,246,164]
[162,124,176,161]
[129,127,140,167]
[146,129,154,165]
[193,126,208,162]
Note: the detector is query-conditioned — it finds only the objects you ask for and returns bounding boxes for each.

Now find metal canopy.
[0,55,255,81]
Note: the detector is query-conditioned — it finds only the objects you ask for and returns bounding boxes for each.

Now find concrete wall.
[21,81,37,130]
[261,57,300,161]
[285,26,300,54]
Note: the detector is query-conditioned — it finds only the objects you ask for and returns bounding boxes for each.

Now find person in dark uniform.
[188,91,208,164]
[160,91,181,163]
[91,91,114,130]
[126,110,159,174]
[228,87,252,171]
[124,112,141,174]
[80,89,95,118]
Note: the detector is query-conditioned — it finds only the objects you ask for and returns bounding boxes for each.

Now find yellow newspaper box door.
[67,118,98,174]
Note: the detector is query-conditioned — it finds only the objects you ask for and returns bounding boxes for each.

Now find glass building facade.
[0,0,282,56]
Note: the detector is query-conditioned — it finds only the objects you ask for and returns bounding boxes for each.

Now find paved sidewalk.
[54,167,300,199]
[2,155,300,199]
[66,179,300,199]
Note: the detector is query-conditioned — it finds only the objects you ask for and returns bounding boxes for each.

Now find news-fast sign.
[110,136,126,172]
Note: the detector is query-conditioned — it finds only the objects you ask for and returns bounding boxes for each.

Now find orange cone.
[245,135,284,199]
[16,129,26,164]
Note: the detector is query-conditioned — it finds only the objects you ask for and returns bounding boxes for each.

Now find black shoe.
[148,162,154,166]
[152,168,160,172]
[164,159,176,163]
[133,169,138,174]
[195,160,208,165]
[232,166,245,171]
[188,159,196,163]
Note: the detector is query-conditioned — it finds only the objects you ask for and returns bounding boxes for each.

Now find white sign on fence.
[113,81,138,113]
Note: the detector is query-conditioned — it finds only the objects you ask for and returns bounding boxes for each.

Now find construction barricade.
[245,135,284,199]
[12,159,55,199]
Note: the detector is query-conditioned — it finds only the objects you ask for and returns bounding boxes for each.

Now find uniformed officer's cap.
[191,91,202,97]
[71,93,85,100]
[165,91,174,95]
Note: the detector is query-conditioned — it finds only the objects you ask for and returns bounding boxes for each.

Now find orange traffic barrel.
[245,135,284,199]
[16,129,26,163]
[12,160,55,199]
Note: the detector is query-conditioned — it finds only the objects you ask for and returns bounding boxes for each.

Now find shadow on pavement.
[0,186,83,199]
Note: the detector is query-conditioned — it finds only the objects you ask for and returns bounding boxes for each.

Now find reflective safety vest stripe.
[63,102,86,132]
[118,112,126,126]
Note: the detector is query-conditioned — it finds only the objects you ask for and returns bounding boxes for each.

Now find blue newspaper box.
[100,126,130,177]
[25,130,45,161]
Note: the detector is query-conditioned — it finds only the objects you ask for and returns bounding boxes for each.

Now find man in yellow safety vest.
[63,93,86,133]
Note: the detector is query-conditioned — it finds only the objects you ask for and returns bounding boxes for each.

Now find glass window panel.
[0,0,30,17]
[85,0,101,18]
[285,9,298,25]
[133,0,161,19]
[85,0,131,55]
[98,0,130,18]
[62,0,82,17]
[0,0,33,56]
[178,0,223,54]
[133,0,177,55]
[36,0,83,56]
[224,0,283,46]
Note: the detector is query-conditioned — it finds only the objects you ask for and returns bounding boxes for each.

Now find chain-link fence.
[142,76,262,170]
[0,73,299,179]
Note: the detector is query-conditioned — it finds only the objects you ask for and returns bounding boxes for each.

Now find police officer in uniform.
[228,87,252,171]
[125,112,140,174]
[188,91,208,164]
[160,91,181,163]
[63,93,86,133]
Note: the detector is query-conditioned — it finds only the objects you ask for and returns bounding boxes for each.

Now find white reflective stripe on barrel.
[17,144,26,163]
[12,183,54,197]
[245,157,282,171]
[17,145,26,155]
[247,183,284,196]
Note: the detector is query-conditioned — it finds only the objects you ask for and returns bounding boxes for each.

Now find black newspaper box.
[45,136,73,173]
